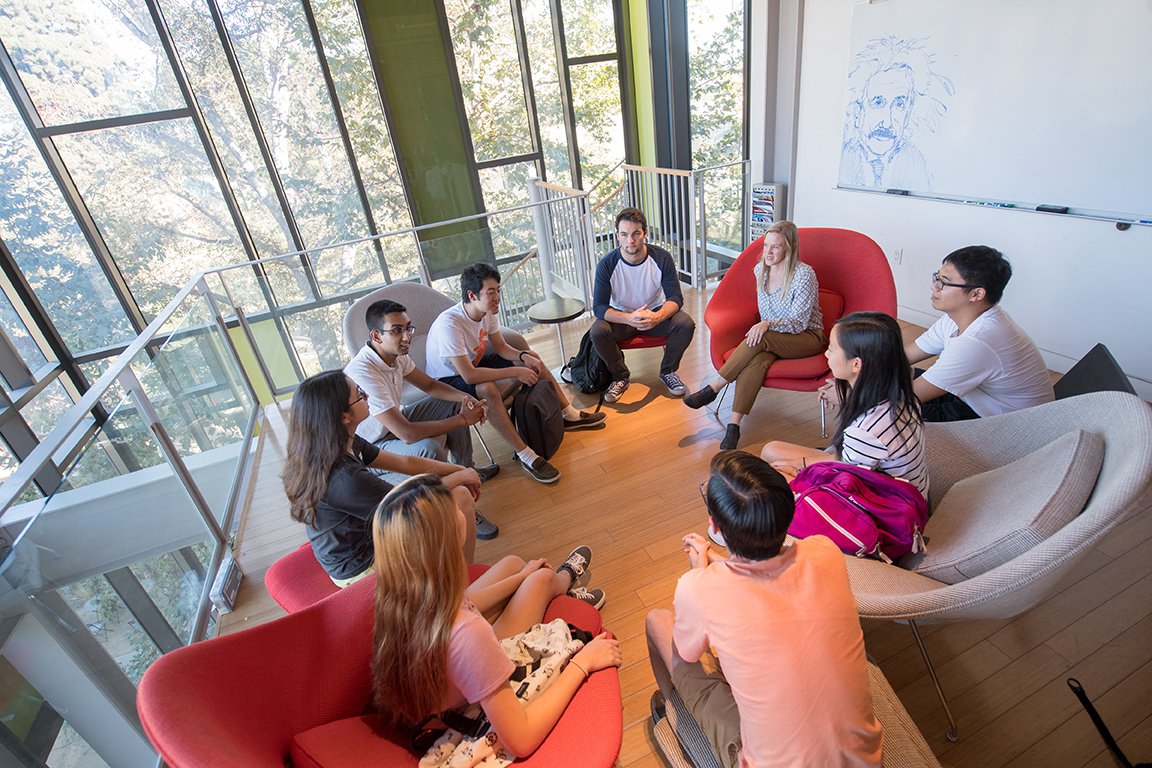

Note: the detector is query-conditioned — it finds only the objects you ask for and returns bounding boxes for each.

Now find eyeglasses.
[346,387,368,410]
[376,324,416,338]
[931,271,975,291]
[699,481,708,506]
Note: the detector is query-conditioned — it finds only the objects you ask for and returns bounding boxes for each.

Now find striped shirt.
[840,401,929,496]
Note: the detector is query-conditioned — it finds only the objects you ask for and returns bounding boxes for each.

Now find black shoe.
[557,545,592,588]
[474,463,500,483]
[475,512,499,540]
[563,411,607,431]
[720,423,741,450]
[519,454,560,483]
[684,386,718,409]
[650,690,667,723]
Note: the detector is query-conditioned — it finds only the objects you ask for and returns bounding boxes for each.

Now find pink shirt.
[673,537,883,767]
[439,600,515,712]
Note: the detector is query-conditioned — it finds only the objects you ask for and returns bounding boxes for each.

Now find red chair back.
[704,228,896,391]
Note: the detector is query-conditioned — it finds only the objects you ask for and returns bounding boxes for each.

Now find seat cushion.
[291,715,415,768]
[903,430,1104,584]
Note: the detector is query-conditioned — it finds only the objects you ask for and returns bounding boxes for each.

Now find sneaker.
[563,410,607,431]
[684,385,718,409]
[720,423,741,450]
[660,371,687,397]
[604,378,629,403]
[567,586,606,610]
[474,463,500,483]
[650,690,667,723]
[557,545,592,588]
[519,454,560,484]
[475,511,499,540]
[708,525,728,548]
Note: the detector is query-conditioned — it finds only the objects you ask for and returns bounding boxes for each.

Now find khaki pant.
[717,328,826,414]
[671,649,742,768]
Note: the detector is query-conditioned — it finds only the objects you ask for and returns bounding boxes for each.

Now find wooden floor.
[220,284,1152,768]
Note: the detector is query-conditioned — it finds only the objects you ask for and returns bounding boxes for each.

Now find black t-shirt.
[307,436,393,580]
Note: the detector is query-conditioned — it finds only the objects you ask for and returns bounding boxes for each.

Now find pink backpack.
[789,463,928,563]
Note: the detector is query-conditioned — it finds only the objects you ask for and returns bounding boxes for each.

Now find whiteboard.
[836,0,1152,221]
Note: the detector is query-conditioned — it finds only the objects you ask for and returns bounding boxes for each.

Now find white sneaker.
[708,525,727,548]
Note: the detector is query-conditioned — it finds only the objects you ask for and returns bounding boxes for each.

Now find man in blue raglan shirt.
[591,208,696,403]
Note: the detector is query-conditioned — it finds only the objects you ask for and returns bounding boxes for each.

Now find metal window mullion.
[0,42,149,335]
[299,0,391,285]
[511,0,546,181]
[37,107,191,137]
[475,152,543,171]
[548,0,582,189]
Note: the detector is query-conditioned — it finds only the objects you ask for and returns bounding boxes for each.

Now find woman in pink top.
[370,475,621,758]
[646,451,882,767]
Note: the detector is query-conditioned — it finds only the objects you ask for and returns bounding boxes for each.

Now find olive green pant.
[717,328,826,414]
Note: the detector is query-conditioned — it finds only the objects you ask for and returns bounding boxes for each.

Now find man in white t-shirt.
[427,262,606,484]
[905,246,1054,421]
[344,298,501,538]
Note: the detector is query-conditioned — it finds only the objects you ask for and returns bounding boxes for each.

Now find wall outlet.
[891,248,903,264]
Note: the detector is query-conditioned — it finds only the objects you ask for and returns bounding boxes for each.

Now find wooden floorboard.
[219,284,1152,768]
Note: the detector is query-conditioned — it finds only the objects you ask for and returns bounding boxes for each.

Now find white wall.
[753,0,1152,399]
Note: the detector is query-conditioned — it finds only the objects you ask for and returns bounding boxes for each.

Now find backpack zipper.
[801,494,875,558]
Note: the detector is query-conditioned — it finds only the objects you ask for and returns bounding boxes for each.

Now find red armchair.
[266,542,493,613]
[138,576,621,767]
[704,228,896,392]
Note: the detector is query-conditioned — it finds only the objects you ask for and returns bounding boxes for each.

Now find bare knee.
[451,485,475,513]
[646,608,674,640]
[496,555,526,572]
[760,441,788,463]
[476,381,500,404]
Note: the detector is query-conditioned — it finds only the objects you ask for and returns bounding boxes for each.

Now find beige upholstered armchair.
[845,391,1152,740]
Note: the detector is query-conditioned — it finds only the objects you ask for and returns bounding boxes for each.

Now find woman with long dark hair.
[684,221,826,450]
[283,370,482,586]
[370,475,618,757]
[759,311,928,495]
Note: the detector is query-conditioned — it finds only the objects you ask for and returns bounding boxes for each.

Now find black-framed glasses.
[375,324,416,338]
[699,480,708,507]
[346,387,368,410]
[931,271,975,291]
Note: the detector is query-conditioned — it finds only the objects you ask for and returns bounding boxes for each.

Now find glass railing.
[0,189,594,766]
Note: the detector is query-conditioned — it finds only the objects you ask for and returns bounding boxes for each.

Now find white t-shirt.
[841,402,929,496]
[915,305,1054,417]
[343,344,415,443]
[426,302,500,380]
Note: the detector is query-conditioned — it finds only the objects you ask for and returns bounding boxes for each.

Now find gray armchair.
[342,282,529,462]
[845,391,1152,740]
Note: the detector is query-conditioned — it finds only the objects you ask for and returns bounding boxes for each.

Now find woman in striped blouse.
[684,220,826,450]
[760,311,929,497]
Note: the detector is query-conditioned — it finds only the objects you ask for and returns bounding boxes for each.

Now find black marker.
[886,188,910,195]
[1036,204,1069,214]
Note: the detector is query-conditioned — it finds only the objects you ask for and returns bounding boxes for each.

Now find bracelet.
[518,350,528,362]
[569,659,589,679]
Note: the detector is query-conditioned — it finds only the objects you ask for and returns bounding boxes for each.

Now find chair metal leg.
[472,425,495,465]
[711,383,730,419]
[819,396,828,439]
[908,620,959,742]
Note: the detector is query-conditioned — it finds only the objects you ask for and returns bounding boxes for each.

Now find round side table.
[528,297,586,364]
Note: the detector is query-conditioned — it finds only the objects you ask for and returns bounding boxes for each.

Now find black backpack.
[561,330,611,395]
[511,380,564,460]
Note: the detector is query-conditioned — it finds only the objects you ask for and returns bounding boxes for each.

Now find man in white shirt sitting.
[905,245,1054,421]
[344,298,501,538]
[426,262,606,484]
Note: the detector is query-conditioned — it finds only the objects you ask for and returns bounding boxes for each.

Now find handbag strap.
[1067,678,1147,768]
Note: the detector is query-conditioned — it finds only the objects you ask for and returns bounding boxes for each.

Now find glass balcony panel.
[218,0,370,247]
[568,60,625,189]
[688,0,745,169]
[560,0,617,59]
[0,93,134,354]
[162,0,297,258]
[444,0,534,163]
[282,303,350,376]
[311,0,413,234]
[311,240,390,297]
[0,440,42,504]
[0,0,184,126]
[699,162,746,259]
[522,0,573,188]
[52,119,249,321]
[21,377,74,442]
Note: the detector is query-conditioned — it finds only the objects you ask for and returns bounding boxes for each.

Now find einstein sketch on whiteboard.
[839,36,954,192]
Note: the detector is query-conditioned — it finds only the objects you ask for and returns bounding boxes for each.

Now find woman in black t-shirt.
[283,370,482,586]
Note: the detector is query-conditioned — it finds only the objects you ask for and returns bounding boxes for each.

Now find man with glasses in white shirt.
[345,299,501,537]
[903,246,1053,421]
